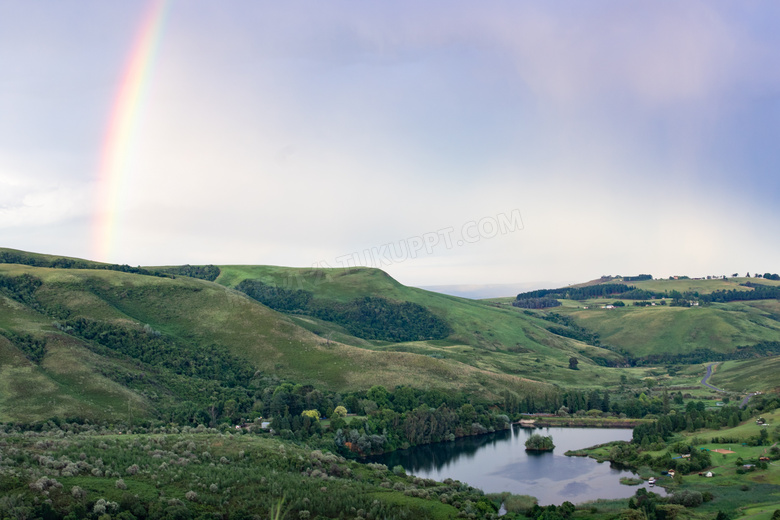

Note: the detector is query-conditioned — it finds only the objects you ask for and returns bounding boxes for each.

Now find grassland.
[0,253,631,422]
[708,358,780,393]
[632,277,780,295]
[552,302,780,358]
[214,264,627,387]
[3,250,779,425]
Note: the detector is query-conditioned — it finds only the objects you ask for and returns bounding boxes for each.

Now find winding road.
[701,362,755,408]
[701,363,725,392]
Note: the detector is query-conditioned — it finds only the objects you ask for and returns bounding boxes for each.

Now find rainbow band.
[93,0,169,262]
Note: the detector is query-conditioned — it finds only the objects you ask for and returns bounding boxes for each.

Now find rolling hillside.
[0,248,624,423]
[503,275,780,362]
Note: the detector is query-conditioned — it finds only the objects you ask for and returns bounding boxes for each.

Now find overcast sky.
[2,1,779,288]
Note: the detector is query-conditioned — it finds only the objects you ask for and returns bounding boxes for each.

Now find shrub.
[668,490,703,507]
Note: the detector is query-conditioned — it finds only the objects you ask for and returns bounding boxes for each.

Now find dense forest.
[236,279,452,342]
[153,264,221,281]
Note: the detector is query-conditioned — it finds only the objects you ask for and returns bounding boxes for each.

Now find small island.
[525,433,555,451]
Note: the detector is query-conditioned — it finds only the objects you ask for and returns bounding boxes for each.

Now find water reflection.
[366,426,666,505]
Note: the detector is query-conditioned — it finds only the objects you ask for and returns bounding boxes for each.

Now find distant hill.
[506,275,780,363]
[417,281,574,299]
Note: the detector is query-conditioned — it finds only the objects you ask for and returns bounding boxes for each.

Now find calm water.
[368,426,665,506]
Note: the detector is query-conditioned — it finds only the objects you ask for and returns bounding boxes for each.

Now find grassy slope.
[2,261,592,422]
[631,276,780,294]
[3,252,778,422]
[215,265,626,387]
[708,357,780,393]
[554,302,780,357]
[499,275,780,358]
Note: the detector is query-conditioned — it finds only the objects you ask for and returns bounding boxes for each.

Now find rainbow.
[92,0,170,262]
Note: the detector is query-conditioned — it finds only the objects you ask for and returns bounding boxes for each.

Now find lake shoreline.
[366,425,662,505]
[517,417,649,428]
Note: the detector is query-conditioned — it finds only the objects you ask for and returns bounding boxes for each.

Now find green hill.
[4,250,778,424]
[0,248,628,423]
[556,301,780,359]
[502,275,780,363]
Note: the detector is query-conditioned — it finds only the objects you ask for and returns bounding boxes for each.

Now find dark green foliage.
[516,283,633,301]
[236,279,312,311]
[53,318,268,423]
[0,250,168,278]
[527,501,575,520]
[515,277,780,305]
[525,434,554,451]
[668,490,703,507]
[0,330,46,364]
[237,280,452,342]
[311,296,452,342]
[155,264,221,281]
[632,342,780,366]
[0,431,492,520]
[512,297,561,309]
[65,318,254,387]
[0,273,43,309]
[623,274,653,282]
[537,312,603,347]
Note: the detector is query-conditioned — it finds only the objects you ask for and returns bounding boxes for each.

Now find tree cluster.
[512,297,561,309]
[155,264,221,281]
[0,250,168,278]
[524,434,554,451]
[237,280,452,342]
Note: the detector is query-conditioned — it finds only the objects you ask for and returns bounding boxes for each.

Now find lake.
[367,425,665,506]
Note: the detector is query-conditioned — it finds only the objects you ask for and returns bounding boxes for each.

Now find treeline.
[314,296,452,342]
[537,312,601,346]
[52,318,265,423]
[153,264,221,281]
[0,250,168,278]
[703,284,780,303]
[237,280,452,342]
[63,318,255,388]
[237,279,312,311]
[0,330,46,364]
[0,273,44,312]
[516,280,780,306]
[516,283,633,301]
[512,297,561,309]
[631,342,780,366]
[500,387,673,418]
[622,274,653,281]
[330,392,511,455]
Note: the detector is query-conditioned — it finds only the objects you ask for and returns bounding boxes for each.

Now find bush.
[668,490,703,507]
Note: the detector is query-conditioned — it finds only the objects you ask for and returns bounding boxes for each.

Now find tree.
[332,405,347,418]
[525,434,555,451]
[301,409,320,420]
[568,357,579,370]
